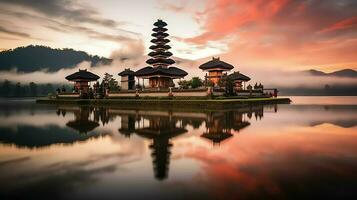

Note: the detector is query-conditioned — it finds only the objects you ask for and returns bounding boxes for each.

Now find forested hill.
[0,45,112,72]
[304,69,357,78]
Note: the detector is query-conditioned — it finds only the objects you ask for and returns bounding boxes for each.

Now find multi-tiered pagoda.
[135,19,188,89]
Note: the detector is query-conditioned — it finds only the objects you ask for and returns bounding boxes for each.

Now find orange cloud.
[185,0,291,44]
[183,0,357,71]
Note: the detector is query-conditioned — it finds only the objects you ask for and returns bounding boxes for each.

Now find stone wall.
[107,88,209,98]
[121,76,129,90]
[237,90,265,97]
[57,93,80,98]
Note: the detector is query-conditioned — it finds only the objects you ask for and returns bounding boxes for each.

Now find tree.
[102,73,119,91]
[324,84,331,95]
[29,82,37,96]
[218,75,235,96]
[191,77,203,88]
[225,76,235,96]
[0,45,112,72]
[45,83,54,95]
[204,79,214,87]
[178,80,190,89]
[1,80,12,97]
[15,82,22,96]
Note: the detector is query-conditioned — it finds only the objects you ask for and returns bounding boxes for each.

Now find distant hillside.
[279,69,357,96]
[279,85,357,96]
[304,69,357,78]
[0,45,112,72]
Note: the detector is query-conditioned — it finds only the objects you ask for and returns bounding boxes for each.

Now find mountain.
[0,45,112,72]
[279,69,357,96]
[305,69,326,76]
[330,69,357,77]
[304,69,357,78]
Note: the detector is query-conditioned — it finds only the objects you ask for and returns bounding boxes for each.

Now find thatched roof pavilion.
[65,69,99,94]
[228,71,251,90]
[199,57,234,86]
[199,57,234,71]
[65,69,99,81]
[118,68,135,76]
[228,71,251,81]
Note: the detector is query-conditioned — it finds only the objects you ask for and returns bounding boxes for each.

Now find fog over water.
[1,58,356,89]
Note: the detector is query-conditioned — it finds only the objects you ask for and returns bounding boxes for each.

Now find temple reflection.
[0,106,108,148]
[136,115,187,180]
[108,105,267,180]
[3,99,357,199]
[0,104,269,178]
[118,114,137,137]
[58,106,100,134]
[202,111,249,145]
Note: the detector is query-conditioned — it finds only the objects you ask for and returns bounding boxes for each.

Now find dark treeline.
[0,45,112,72]
[0,80,71,97]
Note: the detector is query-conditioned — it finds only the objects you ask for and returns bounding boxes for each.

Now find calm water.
[0,97,357,199]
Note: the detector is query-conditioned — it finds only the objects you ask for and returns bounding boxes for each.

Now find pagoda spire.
[147,19,175,68]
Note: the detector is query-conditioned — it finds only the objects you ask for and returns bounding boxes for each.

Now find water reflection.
[57,105,266,180]
[0,103,268,180]
[0,100,357,199]
[58,107,100,134]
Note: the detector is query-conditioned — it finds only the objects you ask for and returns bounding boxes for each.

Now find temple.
[57,19,280,99]
[134,19,188,89]
[65,69,99,97]
[228,71,251,91]
[199,57,234,86]
[118,68,135,90]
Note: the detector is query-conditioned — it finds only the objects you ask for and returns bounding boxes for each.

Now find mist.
[243,69,357,88]
[0,51,356,89]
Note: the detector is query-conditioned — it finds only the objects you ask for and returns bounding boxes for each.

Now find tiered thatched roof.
[135,19,187,78]
[228,71,251,81]
[199,57,234,71]
[65,69,99,81]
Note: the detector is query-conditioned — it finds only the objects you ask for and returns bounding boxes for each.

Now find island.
[37,19,290,107]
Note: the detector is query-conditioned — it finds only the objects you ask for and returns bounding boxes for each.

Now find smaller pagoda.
[228,71,251,91]
[65,69,99,94]
[199,57,234,86]
[118,68,135,90]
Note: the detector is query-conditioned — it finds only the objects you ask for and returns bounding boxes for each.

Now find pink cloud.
[320,16,357,33]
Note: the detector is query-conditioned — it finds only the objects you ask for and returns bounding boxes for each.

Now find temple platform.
[36,96,291,110]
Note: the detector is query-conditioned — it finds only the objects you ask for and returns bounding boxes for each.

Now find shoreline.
[36,97,291,110]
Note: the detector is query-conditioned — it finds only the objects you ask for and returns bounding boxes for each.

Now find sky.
[0,0,357,84]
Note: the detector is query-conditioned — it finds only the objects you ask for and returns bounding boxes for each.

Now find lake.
[0,96,357,199]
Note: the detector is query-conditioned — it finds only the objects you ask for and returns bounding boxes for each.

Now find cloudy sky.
[0,0,357,75]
